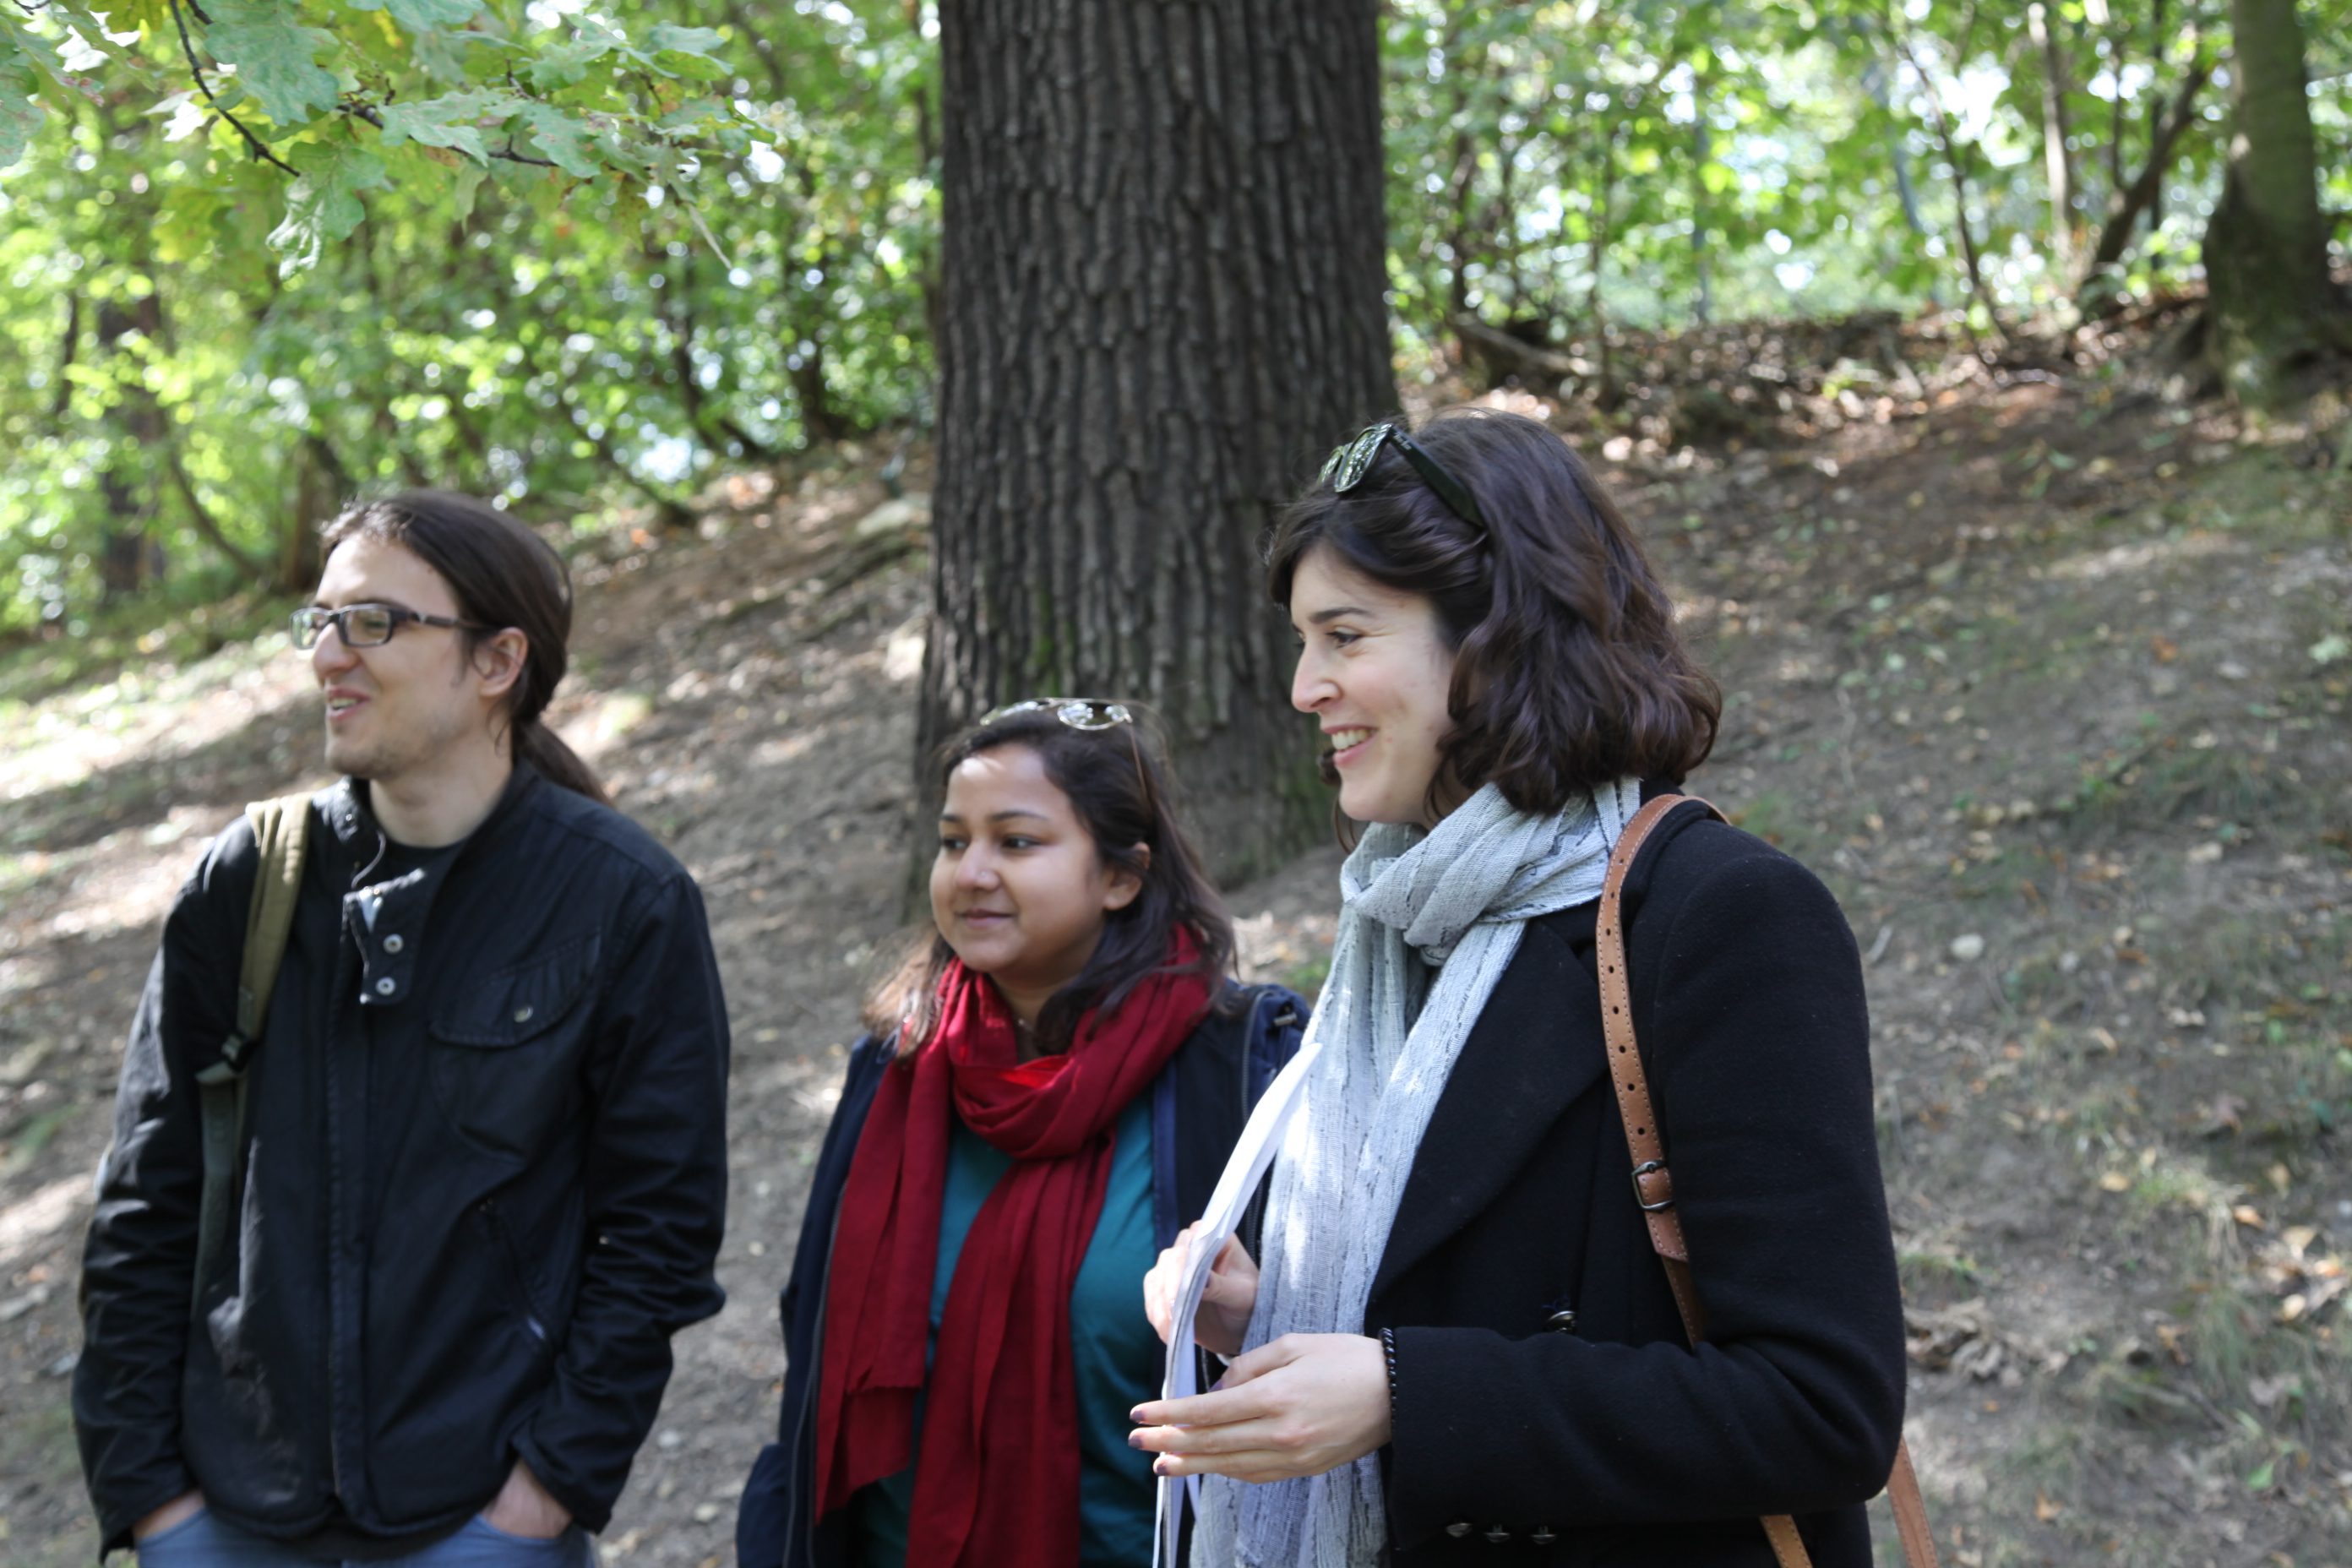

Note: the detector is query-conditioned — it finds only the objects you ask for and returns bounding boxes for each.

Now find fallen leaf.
[2234,1205,2267,1229]
[2035,1491,2062,1522]
[2150,634,2178,663]
[2099,1171,2132,1192]
[2197,1093,2247,1135]
[2249,1374,2300,1408]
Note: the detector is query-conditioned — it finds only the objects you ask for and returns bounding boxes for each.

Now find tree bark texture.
[2201,0,2349,403]
[923,0,1394,885]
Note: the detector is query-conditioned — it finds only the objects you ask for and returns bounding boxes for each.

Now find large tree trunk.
[923,0,1394,885]
[2200,0,2349,404]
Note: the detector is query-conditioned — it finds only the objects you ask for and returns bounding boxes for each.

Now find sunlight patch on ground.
[2045,529,2236,582]
[0,1175,86,1270]
[0,635,313,803]
[1,803,270,951]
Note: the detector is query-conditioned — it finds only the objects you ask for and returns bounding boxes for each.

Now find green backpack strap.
[191,793,312,1316]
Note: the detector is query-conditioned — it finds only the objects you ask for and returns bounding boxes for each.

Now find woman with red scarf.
[737,700,1306,1568]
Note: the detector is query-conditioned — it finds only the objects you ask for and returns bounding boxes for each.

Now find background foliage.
[3,0,2348,636]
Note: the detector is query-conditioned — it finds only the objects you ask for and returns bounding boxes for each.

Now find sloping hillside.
[3,373,2349,1566]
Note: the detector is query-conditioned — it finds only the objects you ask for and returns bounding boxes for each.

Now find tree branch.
[2080,51,2214,280]
[166,449,269,580]
[170,0,299,177]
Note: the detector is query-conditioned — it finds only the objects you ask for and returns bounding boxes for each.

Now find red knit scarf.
[816,943,1211,1568]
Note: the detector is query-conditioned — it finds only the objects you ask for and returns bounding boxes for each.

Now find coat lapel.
[1369,908,1609,1303]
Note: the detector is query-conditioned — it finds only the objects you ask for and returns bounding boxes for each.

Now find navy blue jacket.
[736,983,1304,1568]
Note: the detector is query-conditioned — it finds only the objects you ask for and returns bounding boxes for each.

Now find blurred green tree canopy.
[3,0,2347,634]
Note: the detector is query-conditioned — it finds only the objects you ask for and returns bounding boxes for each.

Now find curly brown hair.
[1266,407,1718,817]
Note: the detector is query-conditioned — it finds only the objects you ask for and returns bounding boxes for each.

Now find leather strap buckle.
[1631,1158,1676,1212]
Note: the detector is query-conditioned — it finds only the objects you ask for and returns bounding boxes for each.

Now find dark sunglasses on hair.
[980,697,1135,731]
[291,604,484,651]
[1318,423,1489,531]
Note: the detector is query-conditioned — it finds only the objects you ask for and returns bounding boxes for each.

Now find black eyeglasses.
[291,604,484,650]
[1318,423,1488,531]
[979,697,1135,731]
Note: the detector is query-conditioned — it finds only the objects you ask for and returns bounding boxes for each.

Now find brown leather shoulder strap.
[1596,792,1941,1568]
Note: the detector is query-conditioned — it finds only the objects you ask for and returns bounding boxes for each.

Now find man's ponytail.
[515,718,612,805]
[319,491,611,803]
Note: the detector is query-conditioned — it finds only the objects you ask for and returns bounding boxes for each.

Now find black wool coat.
[1368,800,1906,1567]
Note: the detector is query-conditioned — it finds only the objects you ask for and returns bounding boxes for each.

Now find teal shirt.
[851,1095,1162,1568]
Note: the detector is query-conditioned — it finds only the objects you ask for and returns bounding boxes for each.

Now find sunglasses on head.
[980,697,1135,731]
[976,698,1160,832]
[1317,423,1488,531]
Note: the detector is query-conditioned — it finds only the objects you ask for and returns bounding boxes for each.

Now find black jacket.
[1370,801,1906,1566]
[735,983,1305,1568]
[75,769,730,1556]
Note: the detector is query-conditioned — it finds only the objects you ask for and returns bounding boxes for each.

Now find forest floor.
[3,350,2351,1568]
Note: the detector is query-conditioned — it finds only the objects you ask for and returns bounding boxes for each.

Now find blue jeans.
[133,1508,593,1567]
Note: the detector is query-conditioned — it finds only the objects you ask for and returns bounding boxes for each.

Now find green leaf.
[524,35,614,91]
[641,23,728,79]
[377,90,515,163]
[449,158,487,221]
[0,41,44,171]
[385,0,482,29]
[155,184,234,264]
[410,21,488,84]
[644,24,726,57]
[518,101,598,177]
[2245,1460,2274,1492]
[204,0,341,128]
[267,144,391,271]
[657,97,728,133]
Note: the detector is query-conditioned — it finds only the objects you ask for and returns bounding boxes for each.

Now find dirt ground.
[3,359,2349,1568]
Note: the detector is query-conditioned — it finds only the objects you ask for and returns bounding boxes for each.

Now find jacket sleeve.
[1386,846,1906,1538]
[74,825,256,1548]
[512,869,732,1531]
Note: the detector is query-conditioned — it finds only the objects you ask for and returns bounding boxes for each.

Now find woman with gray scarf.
[1132,410,1908,1567]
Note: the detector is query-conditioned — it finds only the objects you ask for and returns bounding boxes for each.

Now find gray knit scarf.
[1191,778,1641,1568]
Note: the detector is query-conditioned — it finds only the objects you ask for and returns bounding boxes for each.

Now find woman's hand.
[1142,1222,1259,1356]
[1126,1332,1390,1484]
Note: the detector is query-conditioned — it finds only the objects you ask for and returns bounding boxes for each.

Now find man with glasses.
[75,492,730,1566]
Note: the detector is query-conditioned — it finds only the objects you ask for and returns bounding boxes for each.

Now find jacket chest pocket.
[429,935,600,1162]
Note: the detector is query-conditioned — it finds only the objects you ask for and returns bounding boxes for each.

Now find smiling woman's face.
[929,743,1142,1023]
[1288,545,1460,827]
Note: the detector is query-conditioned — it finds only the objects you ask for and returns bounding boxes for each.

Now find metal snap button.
[382,934,404,954]
[374,977,396,996]
[1484,1525,1512,1543]
[1445,1522,1473,1538]
[1546,1309,1577,1333]
[1531,1527,1558,1545]
[513,1004,534,1024]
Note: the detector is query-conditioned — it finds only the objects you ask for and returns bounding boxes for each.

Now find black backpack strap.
[192,794,311,1315]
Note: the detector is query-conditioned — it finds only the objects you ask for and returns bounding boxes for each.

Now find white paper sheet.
[1151,1032,1325,1568]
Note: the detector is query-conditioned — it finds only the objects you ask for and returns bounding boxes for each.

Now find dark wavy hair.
[319,491,609,804]
[1266,407,1718,817]
[867,706,1237,1059]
